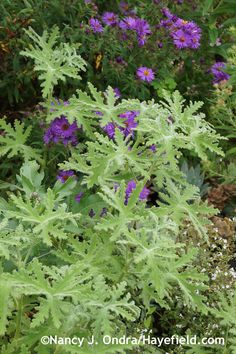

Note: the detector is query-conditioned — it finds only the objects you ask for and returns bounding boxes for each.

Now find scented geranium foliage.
[0,28,228,354]
[20,27,86,99]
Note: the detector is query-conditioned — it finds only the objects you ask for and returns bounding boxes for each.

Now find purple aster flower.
[210,62,230,84]
[89,18,104,33]
[135,18,151,46]
[170,19,201,49]
[161,11,201,49]
[119,17,151,46]
[44,126,57,144]
[119,2,136,15]
[75,192,83,203]
[102,111,139,140]
[114,87,121,98]
[150,144,156,152]
[102,12,118,26]
[102,122,116,139]
[125,180,150,205]
[57,170,75,183]
[172,29,191,49]
[136,67,155,82]
[52,117,77,138]
[43,117,78,146]
[119,16,137,30]
[119,110,139,137]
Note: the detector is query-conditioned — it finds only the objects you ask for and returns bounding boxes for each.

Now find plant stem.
[14,297,23,340]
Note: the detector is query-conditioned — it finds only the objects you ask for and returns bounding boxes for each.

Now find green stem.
[14,297,23,340]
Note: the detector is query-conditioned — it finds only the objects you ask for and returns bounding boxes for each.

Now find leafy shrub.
[0,26,234,354]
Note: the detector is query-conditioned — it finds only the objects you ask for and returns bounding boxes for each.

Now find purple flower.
[136,67,155,82]
[210,62,230,84]
[139,185,151,200]
[95,111,104,116]
[116,56,126,65]
[150,144,156,152]
[172,29,190,49]
[119,16,137,30]
[44,117,78,146]
[89,18,104,33]
[75,192,83,203]
[160,10,201,49]
[57,170,75,183]
[119,1,130,14]
[102,111,139,139]
[119,2,136,15]
[114,87,121,98]
[119,17,151,46]
[170,19,201,49]
[135,18,151,46]
[125,180,136,204]
[119,110,139,137]
[125,180,150,205]
[102,122,116,139]
[102,12,118,26]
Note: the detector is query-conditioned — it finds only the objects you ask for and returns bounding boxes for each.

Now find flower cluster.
[210,62,230,84]
[125,180,150,205]
[119,16,151,46]
[119,110,139,137]
[44,116,78,146]
[102,110,139,139]
[161,8,201,49]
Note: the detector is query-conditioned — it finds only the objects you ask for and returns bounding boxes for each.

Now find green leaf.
[21,27,86,98]
[0,119,42,162]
